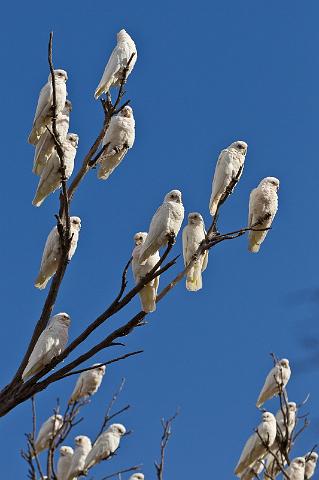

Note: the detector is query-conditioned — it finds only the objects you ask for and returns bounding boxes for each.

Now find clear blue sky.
[1,0,319,478]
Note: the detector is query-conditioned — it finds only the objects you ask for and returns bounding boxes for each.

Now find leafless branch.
[154,410,179,480]
[94,378,126,442]
[100,464,142,480]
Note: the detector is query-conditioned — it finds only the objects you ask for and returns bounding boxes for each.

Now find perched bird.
[256,358,291,408]
[97,105,135,180]
[132,232,160,313]
[57,446,74,480]
[182,212,208,291]
[33,414,64,455]
[305,452,318,479]
[129,475,144,480]
[285,457,306,480]
[264,402,297,478]
[138,190,184,264]
[68,364,106,404]
[84,424,126,471]
[35,216,81,290]
[22,313,71,380]
[95,29,137,99]
[32,133,78,207]
[67,436,92,480]
[209,141,248,216]
[248,177,279,253]
[33,100,72,176]
[234,412,276,476]
[28,69,68,144]
[239,460,264,480]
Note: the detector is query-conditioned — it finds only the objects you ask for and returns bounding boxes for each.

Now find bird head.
[75,436,91,448]
[291,457,305,470]
[134,232,147,246]
[188,212,204,225]
[92,363,106,375]
[117,29,129,41]
[50,69,68,83]
[306,452,318,463]
[164,190,182,204]
[108,423,126,436]
[260,177,280,191]
[278,358,289,369]
[67,133,79,148]
[130,475,144,480]
[54,313,71,327]
[288,402,297,413]
[60,445,73,456]
[120,105,133,118]
[229,140,248,154]
[262,411,275,423]
[63,99,72,113]
[70,216,81,231]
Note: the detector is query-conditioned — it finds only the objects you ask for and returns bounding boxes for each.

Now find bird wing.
[211,149,234,200]
[40,227,60,271]
[256,367,277,407]
[139,203,170,262]
[235,433,259,474]
[248,188,258,227]
[182,226,190,266]
[95,42,129,97]
[33,82,52,124]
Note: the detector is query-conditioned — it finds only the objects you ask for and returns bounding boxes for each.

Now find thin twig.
[154,410,179,480]
[100,465,142,480]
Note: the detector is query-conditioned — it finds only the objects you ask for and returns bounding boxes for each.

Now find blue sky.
[1,0,319,478]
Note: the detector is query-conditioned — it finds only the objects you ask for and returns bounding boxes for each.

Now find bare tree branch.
[154,410,179,480]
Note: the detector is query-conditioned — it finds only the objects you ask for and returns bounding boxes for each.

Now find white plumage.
[97,105,135,180]
[305,452,318,479]
[22,313,71,380]
[256,358,291,408]
[138,190,184,264]
[129,475,144,480]
[28,69,68,144]
[182,212,208,291]
[209,140,248,216]
[234,412,276,476]
[285,457,306,480]
[35,216,81,290]
[239,460,264,480]
[32,133,78,207]
[33,414,63,455]
[84,423,126,471]
[33,100,72,176]
[132,232,160,313]
[57,446,74,480]
[248,177,279,253]
[95,29,137,99]
[69,364,106,404]
[67,436,92,480]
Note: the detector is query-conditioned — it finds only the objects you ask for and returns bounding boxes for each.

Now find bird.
[264,402,297,478]
[285,457,305,480]
[239,460,264,480]
[66,436,92,480]
[95,29,137,99]
[97,105,135,180]
[68,364,106,404]
[182,212,208,291]
[33,414,64,455]
[305,452,318,479]
[57,446,74,480]
[22,313,71,380]
[234,411,277,476]
[35,216,81,290]
[132,232,160,313]
[33,100,72,176]
[28,69,68,144]
[129,475,144,480]
[32,133,78,207]
[256,358,291,408]
[138,190,184,264]
[248,177,279,253]
[209,140,248,216]
[84,423,126,471]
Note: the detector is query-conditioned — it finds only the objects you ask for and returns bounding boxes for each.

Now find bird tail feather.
[34,272,50,290]
[139,286,156,313]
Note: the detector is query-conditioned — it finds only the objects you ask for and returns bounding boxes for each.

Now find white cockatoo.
[132,232,160,313]
[138,190,184,264]
[33,100,72,176]
[182,212,208,291]
[234,412,277,476]
[239,460,264,480]
[32,133,78,207]
[285,457,306,480]
[256,358,291,408]
[68,364,106,404]
[248,177,279,253]
[22,313,71,380]
[67,436,92,480]
[305,452,318,479]
[28,69,68,144]
[33,414,64,455]
[264,402,297,478]
[97,105,135,180]
[95,29,137,99]
[35,216,81,290]
[84,424,126,471]
[57,446,74,480]
[129,475,144,480]
[209,140,248,216]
